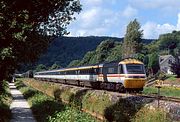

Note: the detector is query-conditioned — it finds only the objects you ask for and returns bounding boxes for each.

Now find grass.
[131,107,170,122]
[15,79,98,122]
[48,106,97,122]
[166,75,177,81]
[0,80,12,122]
[143,86,180,98]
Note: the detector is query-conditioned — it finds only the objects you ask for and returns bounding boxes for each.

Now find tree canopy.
[122,19,143,58]
[0,0,81,83]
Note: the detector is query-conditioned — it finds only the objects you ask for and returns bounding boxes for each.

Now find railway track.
[36,78,180,103]
[131,93,180,103]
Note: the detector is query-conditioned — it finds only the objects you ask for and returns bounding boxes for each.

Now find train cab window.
[119,64,124,74]
[99,68,103,74]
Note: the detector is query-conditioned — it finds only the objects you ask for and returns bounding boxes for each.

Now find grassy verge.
[0,80,12,122]
[15,80,98,122]
[143,86,180,98]
[131,108,170,122]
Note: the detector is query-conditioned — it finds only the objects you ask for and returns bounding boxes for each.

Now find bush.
[131,108,170,122]
[0,80,12,122]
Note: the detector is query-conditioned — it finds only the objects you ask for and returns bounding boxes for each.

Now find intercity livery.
[34,58,147,92]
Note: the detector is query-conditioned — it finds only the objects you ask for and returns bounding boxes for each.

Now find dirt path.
[9,83,36,122]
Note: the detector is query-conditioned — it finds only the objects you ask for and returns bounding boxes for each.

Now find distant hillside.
[36,36,153,68]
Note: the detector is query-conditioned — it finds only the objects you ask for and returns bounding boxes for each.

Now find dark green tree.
[122,19,143,58]
[35,64,47,72]
[0,0,81,89]
[171,57,180,78]
[148,53,159,76]
[68,60,81,67]
[171,43,180,77]
[49,63,60,70]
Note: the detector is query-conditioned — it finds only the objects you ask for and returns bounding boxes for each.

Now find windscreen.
[126,64,145,74]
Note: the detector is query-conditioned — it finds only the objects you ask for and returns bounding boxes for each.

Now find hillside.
[68,31,180,76]
[36,36,153,68]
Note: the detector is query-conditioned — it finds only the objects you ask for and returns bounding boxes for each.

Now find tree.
[0,0,81,90]
[49,63,60,70]
[148,53,159,76]
[171,56,180,78]
[122,19,143,58]
[35,64,47,72]
[171,44,180,77]
[68,60,81,67]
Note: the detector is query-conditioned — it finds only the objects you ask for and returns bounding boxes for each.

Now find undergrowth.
[143,87,180,98]
[131,107,170,122]
[0,80,12,122]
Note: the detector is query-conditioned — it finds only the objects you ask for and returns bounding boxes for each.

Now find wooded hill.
[67,31,180,76]
[33,36,153,69]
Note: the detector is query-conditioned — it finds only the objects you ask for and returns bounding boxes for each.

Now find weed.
[131,107,170,122]
[0,80,12,122]
[143,87,180,98]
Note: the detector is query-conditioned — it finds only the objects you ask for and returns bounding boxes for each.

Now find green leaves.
[122,19,143,58]
[68,39,122,66]
[0,0,82,81]
[0,47,13,60]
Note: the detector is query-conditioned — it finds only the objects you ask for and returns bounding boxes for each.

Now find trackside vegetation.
[0,80,12,122]
[17,78,173,122]
[143,86,180,98]
[131,108,170,122]
[15,79,97,122]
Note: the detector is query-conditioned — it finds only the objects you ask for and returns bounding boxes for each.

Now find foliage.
[0,80,12,122]
[148,53,159,75]
[49,63,61,70]
[68,60,81,67]
[35,64,47,72]
[36,36,123,68]
[0,0,82,85]
[48,106,97,122]
[68,39,123,66]
[143,87,180,98]
[131,108,169,122]
[170,56,180,78]
[18,36,152,72]
[122,19,143,58]
[82,91,111,115]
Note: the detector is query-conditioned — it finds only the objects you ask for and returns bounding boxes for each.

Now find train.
[34,58,147,92]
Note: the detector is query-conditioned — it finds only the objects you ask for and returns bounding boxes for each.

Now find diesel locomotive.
[34,58,147,92]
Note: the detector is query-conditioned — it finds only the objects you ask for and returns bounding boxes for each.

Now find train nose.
[124,79,146,88]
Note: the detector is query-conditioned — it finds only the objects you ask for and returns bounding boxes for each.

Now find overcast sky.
[67,0,180,39]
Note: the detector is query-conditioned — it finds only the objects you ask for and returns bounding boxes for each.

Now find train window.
[99,68,103,74]
[119,64,124,74]
[108,68,114,74]
[94,68,99,74]
[66,70,76,75]
[108,67,118,74]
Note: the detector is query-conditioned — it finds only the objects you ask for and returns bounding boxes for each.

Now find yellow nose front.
[124,79,146,88]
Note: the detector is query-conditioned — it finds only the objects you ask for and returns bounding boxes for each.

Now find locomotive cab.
[119,59,146,90]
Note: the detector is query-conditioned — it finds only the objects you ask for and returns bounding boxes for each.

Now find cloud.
[68,0,180,39]
[68,1,138,37]
[142,13,180,39]
[122,5,138,18]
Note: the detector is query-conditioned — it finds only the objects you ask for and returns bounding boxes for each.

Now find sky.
[67,0,180,39]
